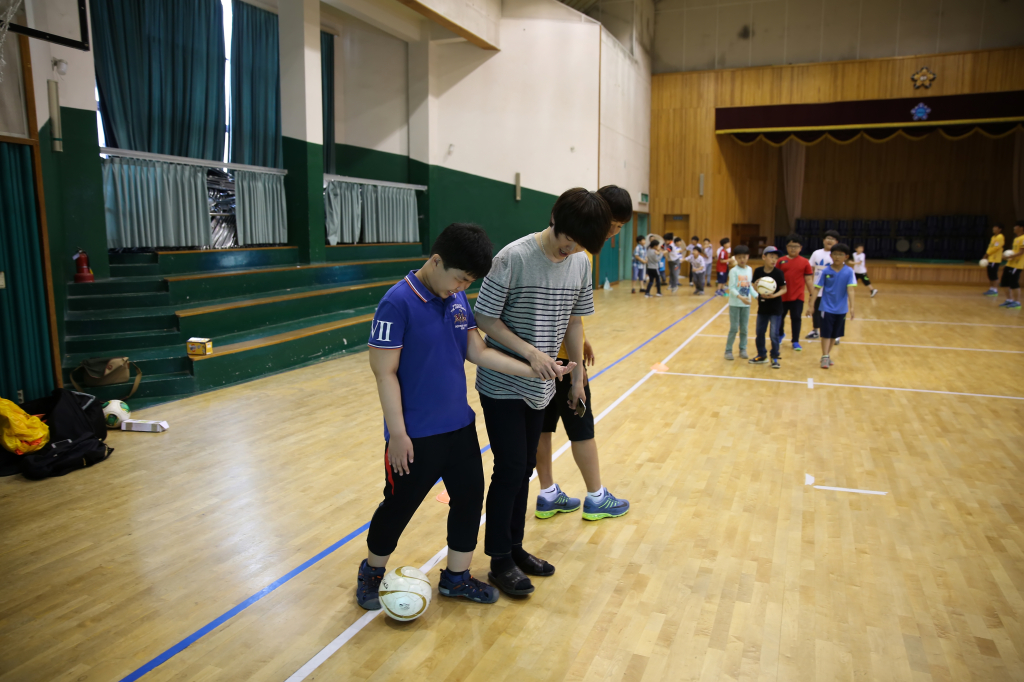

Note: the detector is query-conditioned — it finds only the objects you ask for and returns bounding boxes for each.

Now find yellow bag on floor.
[0,398,50,455]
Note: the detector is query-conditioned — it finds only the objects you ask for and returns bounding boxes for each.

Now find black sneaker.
[356,559,385,610]
[748,355,768,364]
[771,358,780,369]
[806,330,820,339]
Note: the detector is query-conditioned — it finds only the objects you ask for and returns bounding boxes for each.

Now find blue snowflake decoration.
[911,102,931,121]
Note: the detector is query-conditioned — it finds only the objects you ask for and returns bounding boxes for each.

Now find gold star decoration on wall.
[911,67,936,89]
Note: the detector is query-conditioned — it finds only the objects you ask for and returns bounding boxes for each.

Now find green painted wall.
[283,136,326,264]
[335,144,409,184]
[38,107,110,357]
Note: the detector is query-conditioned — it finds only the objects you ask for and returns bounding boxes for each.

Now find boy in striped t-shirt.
[475,188,622,598]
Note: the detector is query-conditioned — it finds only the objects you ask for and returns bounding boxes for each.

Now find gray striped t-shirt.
[474,233,594,409]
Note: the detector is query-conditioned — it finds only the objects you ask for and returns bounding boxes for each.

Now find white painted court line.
[698,334,1023,353]
[807,378,813,389]
[856,318,1024,329]
[656,372,1024,401]
[804,473,887,495]
[285,305,731,681]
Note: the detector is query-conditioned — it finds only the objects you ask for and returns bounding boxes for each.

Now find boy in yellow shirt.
[984,225,1004,296]
[999,224,1024,309]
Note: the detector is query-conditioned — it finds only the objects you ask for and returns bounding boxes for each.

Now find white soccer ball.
[102,400,131,428]
[1005,249,1015,259]
[379,566,432,621]
[979,258,989,267]
[755,277,777,296]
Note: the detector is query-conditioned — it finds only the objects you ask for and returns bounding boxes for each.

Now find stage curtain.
[324,181,361,245]
[235,170,288,245]
[782,139,805,232]
[103,156,210,248]
[321,32,336,175]
[1015,128,1024,222]
[362,185,418,243]
[230,1,283,168]
[0,143,54,403]
[90,0,226,161]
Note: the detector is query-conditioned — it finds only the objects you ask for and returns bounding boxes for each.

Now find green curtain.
[236,170,288,245]
[321,32,336,175]
[362,185,418,243]
[103,157,210,248]
[90,0,226,161]
[0,143,54,403]
[324,181,361,244]
[231,2,282,168]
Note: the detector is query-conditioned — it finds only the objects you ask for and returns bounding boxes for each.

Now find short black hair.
[649,238,660,247]
[597,185,632,223]
[673,237,682,243]
[431,223,493,279]
[831,242,851,256]
[690,236,699,242]
[703,237,711,242]
[550,188,611,254]
[720,237,730,246]
[664,232,675,241]
[824,229,841,239]
[734,245,750,255]
[636,235,645,243]
[786,233,803,245]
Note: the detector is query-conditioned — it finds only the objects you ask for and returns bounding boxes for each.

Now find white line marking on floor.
[807,378,813,389]
[814,486,887,495]
[805,474,815,485]
[699,334,1024,353]
[655,372,1024,401]
[855,318,1024,329]
[285,305,731,681]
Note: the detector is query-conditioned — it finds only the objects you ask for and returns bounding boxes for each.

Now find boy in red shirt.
[715,237,731,296]
[776,233,814,352]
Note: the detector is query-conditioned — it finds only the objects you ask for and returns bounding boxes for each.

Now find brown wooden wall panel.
[869,264,989,284]
[651,47,1024,249]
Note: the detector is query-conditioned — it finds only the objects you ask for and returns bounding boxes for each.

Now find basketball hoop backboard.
[7,0,89,51]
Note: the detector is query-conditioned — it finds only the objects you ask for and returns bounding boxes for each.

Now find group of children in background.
[631,234,716,297]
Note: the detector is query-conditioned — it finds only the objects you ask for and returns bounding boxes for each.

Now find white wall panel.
[599,27,649,211]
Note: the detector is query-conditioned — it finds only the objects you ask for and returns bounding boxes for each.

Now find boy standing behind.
[809,242,856,369]
[806,230,839,339]
[984,225,1004,296]
[716,238,731,296]
[632,236,646,294]
[749,246,787,368]
[667,237,684,292]
[852,245,878,297]
[687,245,707,295]
[1000,223,1024,309]
[776,234,813,352]
[703,238,714,288]
[724,245,753,361]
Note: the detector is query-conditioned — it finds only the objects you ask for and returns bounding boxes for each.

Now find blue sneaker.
[438,569,498,603]
[535,485,581,518]
[984,289,998,296]
[1011,302,1022,309]
[356,559,384,610]
[779,332,786,341]
[582,489,629,521]
[792,342,803,352]
[1000,300,1014,307]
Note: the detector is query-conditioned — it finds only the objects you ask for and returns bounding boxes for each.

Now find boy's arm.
[368,347,414,476]
[466,330,574,378]
[562,315,587,409]
[847,284,855,320]
[476,315,561,379]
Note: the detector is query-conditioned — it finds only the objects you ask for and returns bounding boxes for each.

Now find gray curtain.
[103,156,209,248]
[236,170,287,245]
[324,180,361,245]
[362,185,418,243]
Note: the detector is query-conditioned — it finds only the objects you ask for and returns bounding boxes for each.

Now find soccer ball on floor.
[379,566,432,621]
[755,277,777,297]
[979,258,989,267]
[102,400,131,428]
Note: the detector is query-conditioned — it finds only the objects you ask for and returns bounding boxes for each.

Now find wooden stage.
[738,259,990,286]
[2,283,1023,681]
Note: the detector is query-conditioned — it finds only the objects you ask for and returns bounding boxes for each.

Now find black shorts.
[855,272,872,286]
[541,373,594,441]
[717,271,728,284]
[1001,267,1021,289]
[987,262,1002,281]
[820,311,846,339]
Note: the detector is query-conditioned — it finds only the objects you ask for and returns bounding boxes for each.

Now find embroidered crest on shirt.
[451,302,468,330]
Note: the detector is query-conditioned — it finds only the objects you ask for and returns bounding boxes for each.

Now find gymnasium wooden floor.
[2,282,1024,682]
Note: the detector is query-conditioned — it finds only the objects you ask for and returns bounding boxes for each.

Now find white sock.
[587,487,607,503]
[539,484,560,501]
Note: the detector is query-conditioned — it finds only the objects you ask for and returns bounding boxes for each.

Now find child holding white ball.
[749,246,788,368]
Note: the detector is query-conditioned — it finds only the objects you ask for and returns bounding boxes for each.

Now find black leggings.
[781,299,803,340]
[366,423,484,556]
[480,394,545,557]
[645,268,661,294]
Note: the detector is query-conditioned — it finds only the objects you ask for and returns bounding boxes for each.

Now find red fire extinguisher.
[74,248,95,283]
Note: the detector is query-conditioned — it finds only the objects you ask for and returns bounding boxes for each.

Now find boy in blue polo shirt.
[356,223,576,610]
[808,242,856,369]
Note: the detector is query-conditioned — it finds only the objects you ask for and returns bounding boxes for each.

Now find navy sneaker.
[582,489,630,521]
[438,568,498,604]
[771,358,780,369]
[535,485,581,519]
[806,330,820,339]
[1000,300,1014,307]
[356,559,385,610]
[779,332,786,341]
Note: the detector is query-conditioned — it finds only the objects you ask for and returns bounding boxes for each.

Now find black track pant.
[480,394,545,557]
[366,423,484,556]
[781,299,803,340]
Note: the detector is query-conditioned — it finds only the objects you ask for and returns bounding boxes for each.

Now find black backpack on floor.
[20,432,113,480]
[21,388,107,443]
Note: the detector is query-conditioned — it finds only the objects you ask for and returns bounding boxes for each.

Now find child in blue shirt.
[808,242,856,369]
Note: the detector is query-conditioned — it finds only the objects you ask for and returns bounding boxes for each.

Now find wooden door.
[664,214,689,239]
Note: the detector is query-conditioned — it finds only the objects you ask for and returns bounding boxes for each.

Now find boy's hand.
[740,296,751,305]
[568,377,586,409]
[527,348,561,380]
[583,340,596,366]
[388,433,415,476]
[848,310,855,320]
[554,360,578,379]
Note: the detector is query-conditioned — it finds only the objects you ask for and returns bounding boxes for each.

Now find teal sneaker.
[536,485,581,519]
[582,489,630,521]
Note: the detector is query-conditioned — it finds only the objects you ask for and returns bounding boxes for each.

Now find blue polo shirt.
[368,271,477,440]
[815,265,857,314]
